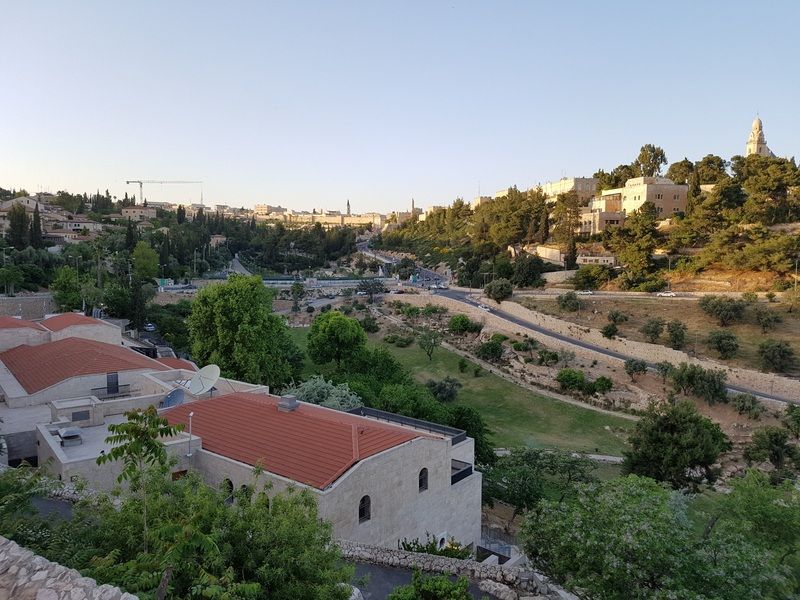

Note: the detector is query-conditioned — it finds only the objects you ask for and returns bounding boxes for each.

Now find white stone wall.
[48,323,121,345]
[0,327,49,351]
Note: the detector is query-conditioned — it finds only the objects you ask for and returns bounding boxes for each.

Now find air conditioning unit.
[58,427,83,448]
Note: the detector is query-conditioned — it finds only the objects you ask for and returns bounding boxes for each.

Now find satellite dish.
[188,364,220,395]
[161,388,185,408]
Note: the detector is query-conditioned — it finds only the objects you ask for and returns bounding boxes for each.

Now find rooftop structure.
[746,116,775,157]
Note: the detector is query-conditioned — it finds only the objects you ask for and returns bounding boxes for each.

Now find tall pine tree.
[7,203,29,250]
[30,204,43,249]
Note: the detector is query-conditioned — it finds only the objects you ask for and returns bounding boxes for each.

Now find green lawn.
[288,327,634,455]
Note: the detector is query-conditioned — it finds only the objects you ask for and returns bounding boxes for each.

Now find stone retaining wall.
[400,293,800,402]
[338,540,575,600]
[0,294,56,319]
[0,535,137,600]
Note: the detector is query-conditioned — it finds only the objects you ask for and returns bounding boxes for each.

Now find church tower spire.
[746,116,774,157]
[346,199,351,216]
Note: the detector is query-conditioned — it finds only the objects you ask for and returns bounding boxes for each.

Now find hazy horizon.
[2,1,798,213]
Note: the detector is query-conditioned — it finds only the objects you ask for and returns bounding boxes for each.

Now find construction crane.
[125,180,203,206]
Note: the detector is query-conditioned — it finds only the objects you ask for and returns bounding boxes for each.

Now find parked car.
[478,304,491,311]
[656,291,676,297]
[356,291,368,296]
[576,290,594,295]
[143,323,157,332]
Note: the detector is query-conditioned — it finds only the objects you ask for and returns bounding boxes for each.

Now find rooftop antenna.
[187,364,220,396]
[161,388,185,408]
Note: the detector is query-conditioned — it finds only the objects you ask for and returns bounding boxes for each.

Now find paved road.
[229,254,252,275]
[438,289,795,405]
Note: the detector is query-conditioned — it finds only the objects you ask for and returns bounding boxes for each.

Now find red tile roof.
[156,357,197,371]
[41,313,110,331]
[164,393,422,490]
[0,316,46,331]
[0,338,167,394]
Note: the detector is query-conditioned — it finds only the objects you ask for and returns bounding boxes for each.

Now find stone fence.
[338,540,575,600]
[399,293,800,402]
[0,535,138,600]
[0,293,55,319]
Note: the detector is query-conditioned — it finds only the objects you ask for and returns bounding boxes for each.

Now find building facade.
[540,177,598,203]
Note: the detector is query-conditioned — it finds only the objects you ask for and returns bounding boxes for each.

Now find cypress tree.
[30,204,43,248]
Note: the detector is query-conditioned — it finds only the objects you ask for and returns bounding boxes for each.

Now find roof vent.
[278,395,299,412]
[58,427,83,447]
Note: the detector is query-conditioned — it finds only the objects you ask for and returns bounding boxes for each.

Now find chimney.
[278,395,299,412]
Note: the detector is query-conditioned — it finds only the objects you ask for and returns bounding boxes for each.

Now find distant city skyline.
[2,1,798,213]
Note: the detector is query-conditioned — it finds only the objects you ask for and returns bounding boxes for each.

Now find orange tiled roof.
[41,313,109,331]
[0,338,167,394]
[164,393,421,489]
[156,357,197,371]
[0,316,46,331]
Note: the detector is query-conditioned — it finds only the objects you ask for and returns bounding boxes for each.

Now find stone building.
[746,116,775,157]
[540,177,598,203]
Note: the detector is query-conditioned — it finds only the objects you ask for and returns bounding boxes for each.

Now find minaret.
[746,116,774,157]
[346,199,351,216]
[411,197,415,214]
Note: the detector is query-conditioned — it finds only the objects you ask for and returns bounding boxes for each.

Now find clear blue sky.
[2,1,798,213]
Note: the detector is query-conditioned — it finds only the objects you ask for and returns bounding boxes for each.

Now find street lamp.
[186,411,195,457]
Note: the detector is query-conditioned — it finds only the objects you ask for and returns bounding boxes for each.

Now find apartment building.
[122,206,158,221]
[540,177,598,203]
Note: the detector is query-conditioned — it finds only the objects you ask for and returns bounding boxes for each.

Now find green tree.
[425,377,462,403]
[551,191,581,268]
[655,360,674,383]
[0,266,24,296]
[624,358,647,381]
[448,314,480,334]
[623,401,730,488]
[124,218,137,250]
[188,275,303,387]
[754,306,781,332]
[743,426,799,472]
[7,203,29,250]
[708,329,740,359]
[50,265,82,310]
[607,309,628,325]
[484,277,512,302]
[694,154,729,184]
[600,322,618,339]
[483,447,595,522]
[357,278,385,303]
[758,338,795,372]
[556,368,587,391]
[784,404,800,439]
[521,475,785,600]
[699,295,747,326]
[307,310,367,367]
[572,264,611,290]
[290,281,305,312]
[633,143,668,177]
[29,204,43,249]
[556,291,581,311]
[730,393,765,419]
[102,282,132,317]
[417,327,442,361]
[666,319,687,349]
[511,253,545,287]
[476,339,503,361]
[639,317,665,343]
[96,406,183,552]
[132,240,159,280]
[666,157,694,184]
[610,201,658,287]
[388,570,472,600]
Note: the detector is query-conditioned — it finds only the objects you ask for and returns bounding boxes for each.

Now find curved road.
[438,289,795,405]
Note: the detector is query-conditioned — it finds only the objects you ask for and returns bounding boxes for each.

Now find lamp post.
[186,411,194,457]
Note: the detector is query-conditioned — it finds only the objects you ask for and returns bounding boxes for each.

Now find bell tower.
[746,116,774,157]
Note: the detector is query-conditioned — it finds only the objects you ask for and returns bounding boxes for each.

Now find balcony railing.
[451,459,473,485]
[90,384,132,400]
[347,406,466,445]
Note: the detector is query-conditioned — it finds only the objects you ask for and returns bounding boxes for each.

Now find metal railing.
[347,406,467,445]
[90,384,131,400]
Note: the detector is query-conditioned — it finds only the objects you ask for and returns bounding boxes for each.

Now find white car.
[576,290,594,295]
[656,291,676,297]
[478,304,491,311]
[143,323,157,332]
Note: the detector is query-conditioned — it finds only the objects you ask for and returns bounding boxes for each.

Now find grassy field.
[519,295,800,375]
[287,327,634,455]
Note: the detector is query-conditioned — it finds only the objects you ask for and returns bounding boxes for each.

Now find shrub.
[699,295,747,326]
[305,305,315,313]
[633,278,668,293]
[624,358,648,381]
[556,368,587,391]
[707,330,739,359]
[758,339,795,372]
[730,393,765,420]
[458,357,468,372]
[741,291,758,304]
[476,339,504,361]
[601,323,618,339]
[766,291,777,302]
[448,314,481,334]
[360,315,380,333]
[394,335,415,348]
[491,333,509,343]
[484,278,513,303]
[538,349,559,366]
[398,535,472,560]
[572,264,612,291]
[607,309,628,325]
[593,376,613,394]
[473,366,483,377]
[666,320,687,349]
[556,291,582,312]
[639,318,665,343]
[754,306,781,333]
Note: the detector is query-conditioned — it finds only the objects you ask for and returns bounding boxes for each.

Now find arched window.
[358,495,371,523]
[418,468,428,492]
